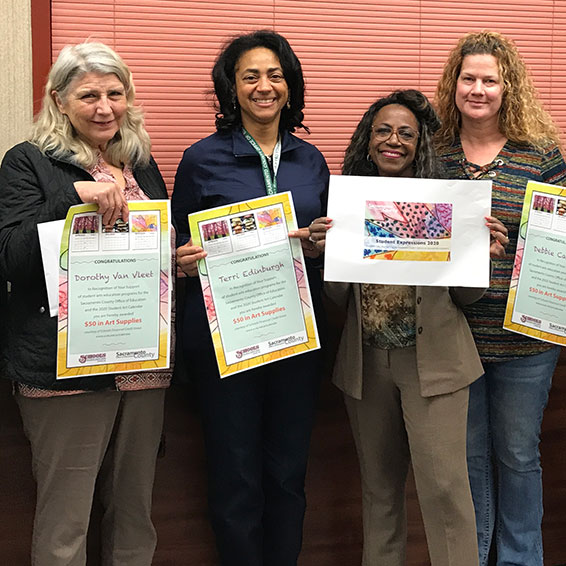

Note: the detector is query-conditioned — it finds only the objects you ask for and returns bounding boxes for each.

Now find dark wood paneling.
[1,351,565,565]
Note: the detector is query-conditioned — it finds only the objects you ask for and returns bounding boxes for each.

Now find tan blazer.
[327,283,485,399]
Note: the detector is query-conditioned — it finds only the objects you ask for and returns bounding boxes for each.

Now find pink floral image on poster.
[72,214,99,234]
[202,220,230,241]
[532,194,554,213]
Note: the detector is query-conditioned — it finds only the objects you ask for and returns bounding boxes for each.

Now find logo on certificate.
[78,353,107,364]
[520,314,542,328]
[235,345,261,360]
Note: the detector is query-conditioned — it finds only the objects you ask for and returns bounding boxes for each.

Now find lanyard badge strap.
[242,127,281,196]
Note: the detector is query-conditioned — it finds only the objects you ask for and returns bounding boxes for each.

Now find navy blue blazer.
[172,129,329,365]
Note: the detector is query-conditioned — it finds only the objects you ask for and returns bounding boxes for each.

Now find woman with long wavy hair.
[308,89,499,566]
[435,31,566,566]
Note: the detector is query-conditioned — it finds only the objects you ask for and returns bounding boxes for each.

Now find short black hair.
[211,30,308,133]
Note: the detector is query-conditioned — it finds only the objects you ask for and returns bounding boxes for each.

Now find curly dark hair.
[342,89,443,179]
[211,30,308,133]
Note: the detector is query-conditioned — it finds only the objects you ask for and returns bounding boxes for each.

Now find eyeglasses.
[371,125,419,143]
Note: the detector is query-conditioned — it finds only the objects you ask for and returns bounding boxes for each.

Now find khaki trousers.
[344,346,478,566]
[17,388,165,566]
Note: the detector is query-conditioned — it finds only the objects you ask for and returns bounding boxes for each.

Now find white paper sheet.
[38,220,65,317]
[324,175,492,287]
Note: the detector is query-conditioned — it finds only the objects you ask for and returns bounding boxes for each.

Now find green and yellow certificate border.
[504,180,566,345]
[56,201,172,378]
[189,192,319,378]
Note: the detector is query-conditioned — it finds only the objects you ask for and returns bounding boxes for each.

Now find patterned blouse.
[361,284,416,349]
[438,138,566,362]
[19,155,174,397]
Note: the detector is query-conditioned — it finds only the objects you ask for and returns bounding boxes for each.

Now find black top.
[0,142,168,390]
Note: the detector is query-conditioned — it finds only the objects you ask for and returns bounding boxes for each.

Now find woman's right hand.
[176,238,207,277]
[307,216,333,252]
[485,215,509,259]
[74,181,129,227]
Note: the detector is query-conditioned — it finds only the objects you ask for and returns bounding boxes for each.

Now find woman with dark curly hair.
[435,31,566,566]
[171,30,328,566]
[309,90,494,566]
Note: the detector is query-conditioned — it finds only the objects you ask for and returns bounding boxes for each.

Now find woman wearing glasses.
[308,90,506,566]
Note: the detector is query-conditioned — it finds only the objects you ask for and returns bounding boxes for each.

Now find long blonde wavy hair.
[435,31,560,150]
[31,42,151,168]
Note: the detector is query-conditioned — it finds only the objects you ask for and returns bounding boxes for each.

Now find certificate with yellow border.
[56,200,172,378]
[504,180,566,344]
[189,192,320,378]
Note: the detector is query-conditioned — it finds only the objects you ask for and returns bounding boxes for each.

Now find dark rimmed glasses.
[371,125,419,143]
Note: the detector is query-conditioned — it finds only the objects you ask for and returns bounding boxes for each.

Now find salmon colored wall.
[35,1,566,189]
[31,0,51,116]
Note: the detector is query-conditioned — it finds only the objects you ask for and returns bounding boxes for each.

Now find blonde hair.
[31,42,151,168]
[435,31,560,150]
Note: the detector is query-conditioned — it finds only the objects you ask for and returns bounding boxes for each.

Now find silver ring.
[308,235,316,243]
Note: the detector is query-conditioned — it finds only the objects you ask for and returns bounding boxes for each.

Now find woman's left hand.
[486,215,509,258]
[288,225,321,258]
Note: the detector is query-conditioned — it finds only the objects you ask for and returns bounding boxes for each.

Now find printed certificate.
[189,192,320,378]
[56,200,172,378]
[324,175,492,287]
[504,180,566,344]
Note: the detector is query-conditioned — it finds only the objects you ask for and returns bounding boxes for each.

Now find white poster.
[324,175,492,287]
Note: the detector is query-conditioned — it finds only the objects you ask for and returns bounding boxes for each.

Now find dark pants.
[195,350,321,566]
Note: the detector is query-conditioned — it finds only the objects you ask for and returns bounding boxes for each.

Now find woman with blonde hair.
[0,42,172,565]
[435,31,566,566]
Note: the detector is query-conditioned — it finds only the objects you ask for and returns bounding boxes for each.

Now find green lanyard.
[242,127,281,195]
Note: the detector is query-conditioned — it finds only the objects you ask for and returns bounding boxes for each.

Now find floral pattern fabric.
[361,284,416,349]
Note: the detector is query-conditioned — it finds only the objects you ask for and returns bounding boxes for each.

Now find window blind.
[48,0,566,190]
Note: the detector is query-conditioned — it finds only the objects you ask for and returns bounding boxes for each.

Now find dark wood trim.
[31,0,51,116]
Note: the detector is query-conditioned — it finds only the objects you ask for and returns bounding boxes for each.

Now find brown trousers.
[17,388,165,566]
[344,346,479,566]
